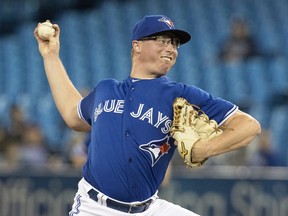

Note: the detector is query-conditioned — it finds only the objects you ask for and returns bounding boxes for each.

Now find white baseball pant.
[69,178,200,216]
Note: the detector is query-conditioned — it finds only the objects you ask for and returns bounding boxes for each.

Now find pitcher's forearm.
[206,111,261,157]
[43,56,83,125]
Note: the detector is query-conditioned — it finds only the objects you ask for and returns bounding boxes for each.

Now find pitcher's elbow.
[67,119,91,132]
[252,118,262,135]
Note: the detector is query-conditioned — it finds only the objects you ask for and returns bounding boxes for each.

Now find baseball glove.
[170,97,223,167]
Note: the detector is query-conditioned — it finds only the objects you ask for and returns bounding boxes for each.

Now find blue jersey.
[77,76,237,202]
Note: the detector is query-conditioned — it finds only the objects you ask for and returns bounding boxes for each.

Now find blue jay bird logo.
[139,136,171,166]
[158,17,174,29]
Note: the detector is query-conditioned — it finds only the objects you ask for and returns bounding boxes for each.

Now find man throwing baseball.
[34,15,261,216]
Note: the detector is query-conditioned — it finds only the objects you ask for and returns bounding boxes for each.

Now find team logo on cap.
[158,17,174,29]
[139,136,171,167]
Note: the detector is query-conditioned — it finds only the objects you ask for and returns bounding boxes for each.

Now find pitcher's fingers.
[52,24,60,39]
[34,24,41,41]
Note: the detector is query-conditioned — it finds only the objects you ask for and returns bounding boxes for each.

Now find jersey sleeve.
[182,85,238,125]
[77,88,96,126]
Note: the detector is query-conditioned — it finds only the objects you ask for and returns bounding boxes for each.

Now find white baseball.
[37,22,55,40]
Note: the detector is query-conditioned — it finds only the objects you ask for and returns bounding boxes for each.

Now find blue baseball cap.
[132,15,191,45]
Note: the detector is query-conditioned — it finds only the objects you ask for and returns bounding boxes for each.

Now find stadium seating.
[0,0,288,162]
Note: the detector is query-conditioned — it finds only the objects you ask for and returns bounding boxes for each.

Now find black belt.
[88,189,154,214]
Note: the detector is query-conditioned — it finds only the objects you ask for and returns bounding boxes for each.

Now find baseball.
[37,22,55,40]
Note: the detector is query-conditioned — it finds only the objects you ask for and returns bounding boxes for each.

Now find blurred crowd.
[0,104,88,171]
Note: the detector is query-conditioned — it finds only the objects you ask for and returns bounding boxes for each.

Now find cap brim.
[150,29,191,45]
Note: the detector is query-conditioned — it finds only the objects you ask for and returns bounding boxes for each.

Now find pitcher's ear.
[132,40,141,53]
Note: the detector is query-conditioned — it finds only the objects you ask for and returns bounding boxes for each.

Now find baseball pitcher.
[34,15,261,216]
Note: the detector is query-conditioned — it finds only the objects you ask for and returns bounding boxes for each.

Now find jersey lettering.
[154,112,169,128]
[115,100,125,113]
[130,103,145,117]
[131,104,170,132]
[103,99,116,112]
[94,103,103,122]
[162,120,172,134]
[94,100,171,132]
[139,108,153,124]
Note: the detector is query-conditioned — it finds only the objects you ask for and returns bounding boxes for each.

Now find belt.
[88,189,154,214]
